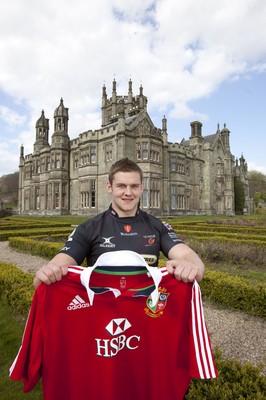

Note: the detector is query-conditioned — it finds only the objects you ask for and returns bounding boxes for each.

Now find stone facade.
[18,80,250,216]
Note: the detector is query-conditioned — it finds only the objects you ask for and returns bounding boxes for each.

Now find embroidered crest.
[120,276,126,289]
[145,287,169,318]
[162,221,173,230]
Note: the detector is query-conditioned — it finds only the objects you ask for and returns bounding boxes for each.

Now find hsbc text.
[95,334,140,357]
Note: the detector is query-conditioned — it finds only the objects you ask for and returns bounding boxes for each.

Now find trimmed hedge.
[176,229,266,242]
[184,237,266,266]
[184,235,266,246]
[0,262,34,315]
[200,270,265,319]
[186,348,266,399]
[0,227,72,241]
[171,223,266,235]
[0,222,70,231]
[9,237,64,259]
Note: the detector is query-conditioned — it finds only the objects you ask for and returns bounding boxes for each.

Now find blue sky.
[0,0,266,176]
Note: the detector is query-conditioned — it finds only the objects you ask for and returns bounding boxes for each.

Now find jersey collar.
[80,250,162,307]
[109,204,140,218]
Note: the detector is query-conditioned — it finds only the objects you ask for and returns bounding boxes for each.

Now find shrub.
[200,270,265,319]
[9,237,64,259]
[0,262,34,315]
[186,348,266,399]
[185,237,266,266]
[0,209,13,218]
[0,227,71,241]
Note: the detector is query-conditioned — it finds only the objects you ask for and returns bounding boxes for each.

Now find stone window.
[142,177,149,208]
[150,179,160,208]
[90,147,96,163]
[171,185,176,209]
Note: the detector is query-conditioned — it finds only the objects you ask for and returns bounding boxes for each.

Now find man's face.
[106,171,144,217]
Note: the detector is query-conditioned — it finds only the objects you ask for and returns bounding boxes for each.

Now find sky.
[0,0,266,177]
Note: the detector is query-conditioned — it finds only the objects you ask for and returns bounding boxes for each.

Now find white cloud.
[0,105,26,128]
[0,142,20,175]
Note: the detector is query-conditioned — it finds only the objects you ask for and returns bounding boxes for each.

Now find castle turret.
[162,115,168,145]
[101,84,107,126]
[221,123,230,149]
[138,84,147,111]
[111,79,117,117]
[19,144,24,167]
[128,79,133,108]
[53,98,69,135]
[34,110,49,153]
[52,98,69,149]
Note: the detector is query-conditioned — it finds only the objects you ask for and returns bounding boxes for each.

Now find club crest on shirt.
[145,287,169,318]
[162,221,173,230]
[124,225,132,233]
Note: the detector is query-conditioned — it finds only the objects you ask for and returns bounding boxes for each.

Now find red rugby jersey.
[10,251,218,400]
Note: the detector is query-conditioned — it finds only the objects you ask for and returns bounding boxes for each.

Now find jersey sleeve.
[158,220,183,257]
[9,287,45,392]
[189,281,218,379]
[58,222,92,264]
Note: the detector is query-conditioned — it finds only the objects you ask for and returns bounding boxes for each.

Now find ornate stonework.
[18,80,250,216]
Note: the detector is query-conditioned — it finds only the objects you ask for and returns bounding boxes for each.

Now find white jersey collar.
[80,250,162,307]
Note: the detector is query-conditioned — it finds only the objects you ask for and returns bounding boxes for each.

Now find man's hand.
[167,243,205,282]
[165,259,204,283]
[33,263,68,289]
[33,253,77,289]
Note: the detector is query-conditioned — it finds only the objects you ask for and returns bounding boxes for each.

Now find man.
[33,158,205,289]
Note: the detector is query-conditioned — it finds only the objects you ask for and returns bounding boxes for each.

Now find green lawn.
[0,301,42,399]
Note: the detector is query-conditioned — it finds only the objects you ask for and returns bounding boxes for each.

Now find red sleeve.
[9,285,45,392]
[189,281,218,379]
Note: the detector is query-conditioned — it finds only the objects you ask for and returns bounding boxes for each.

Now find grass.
[10,212,266,225]
[9,215,88,225]
[0,301,42,399]
[205,261,266,284]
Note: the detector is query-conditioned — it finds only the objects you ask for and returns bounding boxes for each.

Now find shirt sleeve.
[189,281,218,379]
[9,287,46,392]
[58,223,92,265]
[159,220,183,257]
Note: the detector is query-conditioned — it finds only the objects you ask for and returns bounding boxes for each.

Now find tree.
[234,177,245,215]
[248,170,266,197]
[0,171,19,206]
[248,170,266,208]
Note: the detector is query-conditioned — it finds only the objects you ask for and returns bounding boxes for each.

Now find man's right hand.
[33,253,77,289]
[33,263,68,289]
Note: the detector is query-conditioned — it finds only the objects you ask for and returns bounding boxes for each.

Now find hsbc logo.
[95,318,140,357]
[106,318,131,335]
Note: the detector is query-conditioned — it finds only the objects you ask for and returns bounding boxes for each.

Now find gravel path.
[0,241,265,374]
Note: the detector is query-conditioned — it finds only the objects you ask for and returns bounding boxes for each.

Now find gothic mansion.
[18,80,249,216]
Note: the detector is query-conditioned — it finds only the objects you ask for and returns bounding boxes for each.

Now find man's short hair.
[108,158,143,185]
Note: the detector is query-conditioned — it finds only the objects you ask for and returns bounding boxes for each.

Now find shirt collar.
[108,204,140,218]
[80,250,162,307]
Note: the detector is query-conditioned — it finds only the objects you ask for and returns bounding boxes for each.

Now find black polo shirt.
[59,206,183,266]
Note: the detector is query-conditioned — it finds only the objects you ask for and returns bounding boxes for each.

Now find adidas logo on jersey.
[67,295,90,311]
